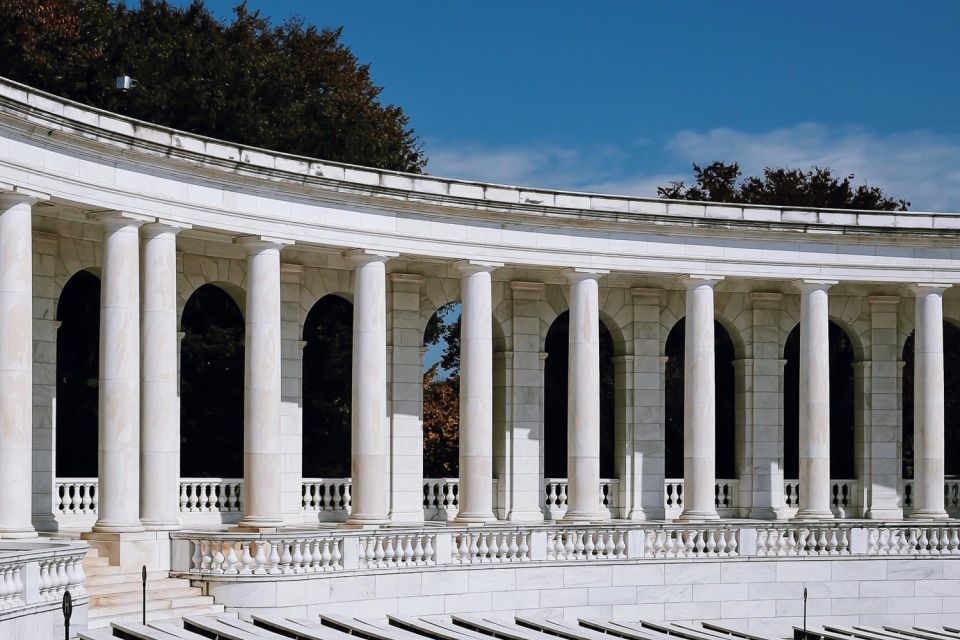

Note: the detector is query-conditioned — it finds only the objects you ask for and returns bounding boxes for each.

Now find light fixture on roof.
[115,76,138,91]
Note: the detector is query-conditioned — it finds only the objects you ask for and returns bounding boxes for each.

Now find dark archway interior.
[56,270,101,478]
[180,284,244,478]
[902,322,960,479]
[784,321,856,479]
[663,318,737,479]
[543,310,615,478]
[422,303,461,478]
[302,295,353,478]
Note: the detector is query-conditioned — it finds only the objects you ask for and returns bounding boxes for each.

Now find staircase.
[83,547,224,629]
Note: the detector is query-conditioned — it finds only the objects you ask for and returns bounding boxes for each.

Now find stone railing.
[185,535,343,575]
[173,522,960,578]
[901,478,960,517]
[543,478,619,519]
[783,478,860,517]
[53,478,98,517]
[179,478,243,513]
[0,541,88,622]
[663,479,739,518]
[301,478,352,521]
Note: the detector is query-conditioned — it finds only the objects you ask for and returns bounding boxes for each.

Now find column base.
[0,526,37,539]
[793,509,835,521]
[506,508,545,523]
[909,510,950,520]
[82,530,170,572]
[678,509,720,522]
[343,514,391,528]
[235,516,285,532]
[625,508,665,521]
[140,519,181,532]
[92,521,145,534]
[453,512,497,524]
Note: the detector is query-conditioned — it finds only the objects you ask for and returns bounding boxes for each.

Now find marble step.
[84,564,123,576]
[92,586,203,606]
[85,570,171,586]
[89,594,216,619]
[88,603,226,629]
[86,576,189,596]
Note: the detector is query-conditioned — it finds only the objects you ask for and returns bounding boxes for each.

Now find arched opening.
[422,302,461,479]
[902,321,960,480]
[180,284,244,478]
[302,295,353,478]
[543,310,615,479]
[55,270,101,478]
[784,321,856,480]
[663,318,737,479]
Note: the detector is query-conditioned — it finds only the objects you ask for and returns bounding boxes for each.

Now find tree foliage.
[422,303,461,477]
[658,162,909,211]
[0,0,425,172]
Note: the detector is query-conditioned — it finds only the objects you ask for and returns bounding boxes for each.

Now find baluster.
[424,535,435,563]
[557,483,568,510]
[716,530,727,557]
[76,485,88,514]
[827,529,839,555]
[190,540,202,571]
[239,542,253,575]
[179,483,189,513]
[518,533,529,560]
[279,541,293,573]
[253,540,268,575]
[950,529,960,555]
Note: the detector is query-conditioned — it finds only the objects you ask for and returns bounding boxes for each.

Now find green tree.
[0,0,425,172]
[658,161,909,211]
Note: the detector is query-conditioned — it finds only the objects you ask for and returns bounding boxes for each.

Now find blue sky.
[187,1,960,210]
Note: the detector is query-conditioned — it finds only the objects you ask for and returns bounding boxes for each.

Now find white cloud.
[425,125,960,212]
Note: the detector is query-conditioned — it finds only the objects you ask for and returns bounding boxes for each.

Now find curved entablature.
[0,75,959,286]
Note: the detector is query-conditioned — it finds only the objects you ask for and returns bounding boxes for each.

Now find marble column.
[563,268,609,522]
[795,280,836,520]
[679,276,721,521]
[345,249,395,526]
[454,261,501,523]
[910,283,949,520]
[0,193,41,538]
[139,221,188,530]
[93,212,148,533]
[237,236,291,530]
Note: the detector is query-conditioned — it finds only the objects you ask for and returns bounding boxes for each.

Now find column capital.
[791,279,838,293]
[141,219,191,238]
[680,274,723,289]
[562,267,608,283]
[343,247,399,265]
[235,235,294,252]
[908,283,951,296]
[452,259,503,275]
[88,210,153,229]
[0,184,49,205]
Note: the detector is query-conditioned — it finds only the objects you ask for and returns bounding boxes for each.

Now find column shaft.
[796,281,835,520]
[0,195,37,537]
[454,263,498,523]
[563,270,607,521]
[679,277,720,521]
[238,237,287,529]
[910,284,948,519]
[140,223,186,530]
[346,252,392,525]
[94,214,145,533]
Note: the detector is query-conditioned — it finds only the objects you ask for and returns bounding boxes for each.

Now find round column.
[0,193,39,538]
[454,261,500,523]
[237,236,289,529]
[679,276,721,521]
[910,283,949,520]
[795,280,836,520]
[140,221,188,530]
[93,213,146,533]
[346,250,393,526]
[563,269,608,522]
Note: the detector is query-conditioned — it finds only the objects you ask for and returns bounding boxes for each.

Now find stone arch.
[663,317,738,480]
[302,294,353,478]
[783,320,857,480]
[177,253,247,327]
[179,283,245,478]
[299,265,353,331]
[542,310,617,480]
[55,269,101,478]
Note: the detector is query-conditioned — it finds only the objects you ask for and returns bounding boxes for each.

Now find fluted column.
[237,236,291,530]
[679,276,722,521]
[0,192,43,538]
[140,221,189,530]
[454,261,501,523]
[795,280,836,520]
[910,283,949,520]
[563,268,609,522]
[346,249,395,526]
[93,212,148,533]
